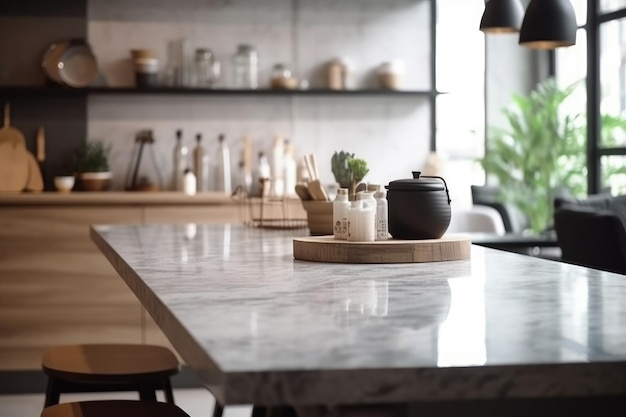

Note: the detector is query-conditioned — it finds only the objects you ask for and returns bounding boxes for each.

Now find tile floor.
[0,389,253,417]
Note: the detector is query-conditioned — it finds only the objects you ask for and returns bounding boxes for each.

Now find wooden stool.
[41,400,190,417]
[42,344,180,407]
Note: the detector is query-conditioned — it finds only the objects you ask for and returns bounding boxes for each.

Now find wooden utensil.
[295,182,312,201]
[36,126,46,163]
[24,151,44,192]
[0,141,29,192]
[0,103,26,147]
[304,154,329,201]
[36,126,46,187]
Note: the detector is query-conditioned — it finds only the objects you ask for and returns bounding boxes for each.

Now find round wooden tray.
[293,234,471,264]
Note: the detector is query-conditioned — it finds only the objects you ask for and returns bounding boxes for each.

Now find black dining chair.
[554,205,626,274]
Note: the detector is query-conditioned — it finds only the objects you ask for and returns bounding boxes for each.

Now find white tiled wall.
[87,0,432,190]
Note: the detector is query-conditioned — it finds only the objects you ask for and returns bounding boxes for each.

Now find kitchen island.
[91,223,626,416]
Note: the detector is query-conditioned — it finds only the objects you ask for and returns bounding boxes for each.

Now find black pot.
[385,171,451,240]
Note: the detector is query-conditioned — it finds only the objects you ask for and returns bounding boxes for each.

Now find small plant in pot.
[331,150,369,199]
[73,140,113,192]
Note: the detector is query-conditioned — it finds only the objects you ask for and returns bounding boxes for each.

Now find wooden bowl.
[79,172,112,192]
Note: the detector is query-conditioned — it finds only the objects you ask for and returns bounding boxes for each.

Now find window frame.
[582,0,626,193]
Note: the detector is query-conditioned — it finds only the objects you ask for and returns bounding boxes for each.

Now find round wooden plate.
[293,234,471,264]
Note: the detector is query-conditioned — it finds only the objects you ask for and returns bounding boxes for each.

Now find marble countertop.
[91,224,626,407]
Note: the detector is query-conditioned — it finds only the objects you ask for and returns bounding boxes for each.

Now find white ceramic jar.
[357,192,376,242]
[377,59,406,90]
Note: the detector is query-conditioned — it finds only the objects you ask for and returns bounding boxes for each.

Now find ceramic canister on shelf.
[131,49,159,88]
[377,59,406,90]
[326,57,353,90]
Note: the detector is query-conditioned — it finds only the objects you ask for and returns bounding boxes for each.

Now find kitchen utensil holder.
[232,180,307,230]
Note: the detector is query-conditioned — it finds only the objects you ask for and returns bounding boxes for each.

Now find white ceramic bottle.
[360,191,377,211]
[183,168,196,195]
[358,192,376,242]
[333,188,350,240]
[375,189,388,240]
[347,199,363,242]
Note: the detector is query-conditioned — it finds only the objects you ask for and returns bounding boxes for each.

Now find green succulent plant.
[348,158,369,184]
[330,150,369,199]
[73,140,111,173]
[331,151,354,188]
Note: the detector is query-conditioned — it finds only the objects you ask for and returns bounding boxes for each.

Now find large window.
[556,0,626,195]
[436,0,486,208]
[599,17,626,124]
[601,0,626,12]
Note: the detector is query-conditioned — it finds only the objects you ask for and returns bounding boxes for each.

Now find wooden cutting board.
[0,103,26,147]
[293,234,471,264]
[0,141,29,192]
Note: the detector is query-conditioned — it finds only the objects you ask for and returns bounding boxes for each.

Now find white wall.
[87,0,432,191]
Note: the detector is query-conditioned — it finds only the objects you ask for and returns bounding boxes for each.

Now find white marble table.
[90,223,626,413]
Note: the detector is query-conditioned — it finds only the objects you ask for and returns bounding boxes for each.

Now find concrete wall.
[86,0,433,191]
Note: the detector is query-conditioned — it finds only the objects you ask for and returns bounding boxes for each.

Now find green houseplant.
[479,77,626,233]
[331,150,369,199]
[73,140,113,191]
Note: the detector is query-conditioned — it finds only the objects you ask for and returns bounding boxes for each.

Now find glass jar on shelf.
[164,38,190,87]
[193,48,221,88]
[270,63,297,90]
[232,44,258,89]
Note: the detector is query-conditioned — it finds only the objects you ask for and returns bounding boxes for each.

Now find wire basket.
[232,181,308,230]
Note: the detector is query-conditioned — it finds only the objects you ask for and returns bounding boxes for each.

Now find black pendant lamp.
[480,0,525,34]
[519,0,577,49]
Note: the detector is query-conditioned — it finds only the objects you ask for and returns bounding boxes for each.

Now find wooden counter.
[0,191,304,370]
[0,191,234,206]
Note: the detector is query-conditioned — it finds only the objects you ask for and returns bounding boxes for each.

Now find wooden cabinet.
[0,207,143,369]
[0,199,243,370]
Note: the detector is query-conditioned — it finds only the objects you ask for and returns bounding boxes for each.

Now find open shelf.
[0,86,438,98]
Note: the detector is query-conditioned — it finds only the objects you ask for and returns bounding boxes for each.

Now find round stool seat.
[42,344,179,383]
[42,344,180,407]
[41,400,190,417]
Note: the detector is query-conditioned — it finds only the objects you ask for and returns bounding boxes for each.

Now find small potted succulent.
[73,140,113,191]
[331,150,369,199]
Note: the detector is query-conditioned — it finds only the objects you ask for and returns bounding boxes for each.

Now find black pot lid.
[386,171,445,191]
